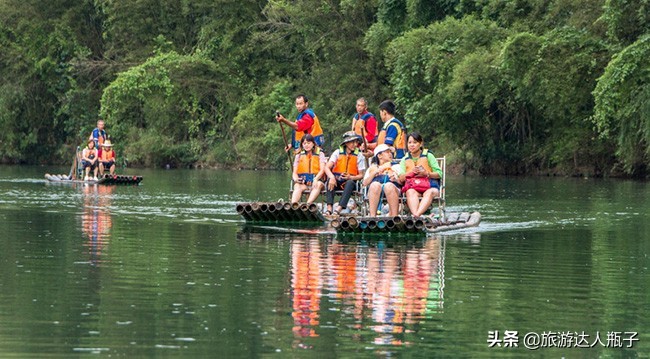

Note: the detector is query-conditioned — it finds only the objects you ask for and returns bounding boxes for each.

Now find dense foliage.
[0,0,648,176]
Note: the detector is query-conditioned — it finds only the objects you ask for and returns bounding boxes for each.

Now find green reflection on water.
[0,166,648,357]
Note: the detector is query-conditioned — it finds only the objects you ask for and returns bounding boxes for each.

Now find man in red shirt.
[351,97,378,154]
[276,94,324,151]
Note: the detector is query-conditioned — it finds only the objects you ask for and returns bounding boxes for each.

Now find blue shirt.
[92,128,107,148]
[382,118,406,159]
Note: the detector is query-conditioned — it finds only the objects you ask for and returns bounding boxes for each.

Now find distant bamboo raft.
[44,173,143,185]
[334,212,481,234]
[236,202,325,223]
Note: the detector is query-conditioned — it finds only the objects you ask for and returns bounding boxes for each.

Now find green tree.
[602,0,650,45]
[100,51,239,167]
[0,0,93,163]
[501,28,612,174]
[593,34,650,174]
[230,81,294,169]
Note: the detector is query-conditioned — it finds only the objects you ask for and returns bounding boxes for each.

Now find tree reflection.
[80,184,114,265]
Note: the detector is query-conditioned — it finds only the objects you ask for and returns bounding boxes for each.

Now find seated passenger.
[98,140,116,175]
[362,144,402,217]
[398,132,443,217]
[81,139,99,181]
[324,131,366,216]
[291,134,326,204]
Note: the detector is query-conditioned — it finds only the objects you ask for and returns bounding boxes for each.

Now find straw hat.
[102,140,113,147]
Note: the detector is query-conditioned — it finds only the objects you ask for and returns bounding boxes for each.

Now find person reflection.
[81,184,114,265]
[288,237,445,347]
[290,238,323,339]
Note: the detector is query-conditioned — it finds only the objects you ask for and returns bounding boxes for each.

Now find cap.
[373,143,391,156]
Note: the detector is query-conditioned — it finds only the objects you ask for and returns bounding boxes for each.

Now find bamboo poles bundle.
[236,203,252,221]
[334,215,435,234]
[236,202,326,223]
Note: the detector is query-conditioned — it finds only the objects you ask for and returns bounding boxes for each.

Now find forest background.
[0,0,648,177]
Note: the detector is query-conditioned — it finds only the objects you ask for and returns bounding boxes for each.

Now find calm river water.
[0,165,648,358]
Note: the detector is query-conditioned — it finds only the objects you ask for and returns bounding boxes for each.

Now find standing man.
[351,97,378,152]
[377,100,407,160]
[276,94,324,151]
[89,119,108,149]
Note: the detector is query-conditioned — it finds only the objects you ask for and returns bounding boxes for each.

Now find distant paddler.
[88,119,108,149]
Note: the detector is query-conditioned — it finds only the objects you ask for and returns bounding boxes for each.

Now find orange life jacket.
[353,112,377,142]
[100,149,114,162]
[404,149,433,174]
[377,118,406,159]
[296,148,322,176]
[292,109,325,149]
[332,147,360,176]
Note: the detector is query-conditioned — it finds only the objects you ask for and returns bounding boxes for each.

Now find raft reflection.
[80,184,114,265]
[289,237,445,346]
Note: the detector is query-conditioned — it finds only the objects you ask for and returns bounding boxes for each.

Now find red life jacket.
[353,112,377,143]
[292,109,324,149]
[99,149,115,162]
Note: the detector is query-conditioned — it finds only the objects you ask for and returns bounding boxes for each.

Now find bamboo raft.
[334,211,481,234]
[236,201,480,234]
[45,173,143,185]
[236,202,325,222]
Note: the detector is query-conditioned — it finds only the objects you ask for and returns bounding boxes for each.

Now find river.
[0,165,648,357]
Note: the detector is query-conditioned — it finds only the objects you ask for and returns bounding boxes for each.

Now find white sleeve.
[328,150,339,164]
[357,153,367,172]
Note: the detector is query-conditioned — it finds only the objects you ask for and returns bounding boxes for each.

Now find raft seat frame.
[289,178,364,213]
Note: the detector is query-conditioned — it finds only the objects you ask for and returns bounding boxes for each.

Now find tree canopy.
[0,0,649,177]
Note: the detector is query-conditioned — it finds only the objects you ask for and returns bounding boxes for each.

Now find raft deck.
[236,202,325,223]
[236,201,480,234]
[333,212,481,234]
[45,173,143,185]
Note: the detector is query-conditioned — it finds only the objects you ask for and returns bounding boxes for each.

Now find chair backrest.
[436,156,446,202]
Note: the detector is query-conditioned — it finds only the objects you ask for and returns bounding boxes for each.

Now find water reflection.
[80,184,114,265]
[289,237,445,347]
